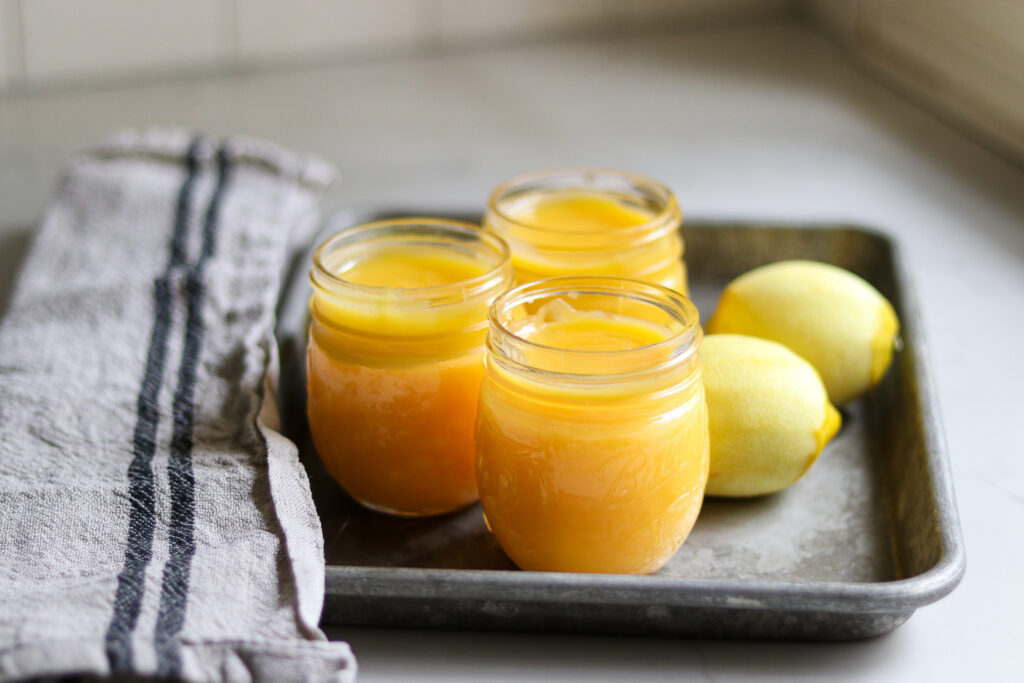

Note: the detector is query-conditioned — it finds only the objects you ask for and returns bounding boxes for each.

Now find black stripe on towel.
[154,144,232,677]
[105,138,203,672]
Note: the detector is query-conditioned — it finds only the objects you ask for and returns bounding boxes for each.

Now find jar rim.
[487,276,702,382]
[311,217,512,304]
[486,167,681,240]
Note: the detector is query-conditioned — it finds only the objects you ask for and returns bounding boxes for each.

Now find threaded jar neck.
[486,276,702,393]
[312,218,511,308]
[486,167,682,250]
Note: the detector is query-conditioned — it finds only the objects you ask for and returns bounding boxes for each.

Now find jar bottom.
[308,339,486,520]
[352,497,475,518]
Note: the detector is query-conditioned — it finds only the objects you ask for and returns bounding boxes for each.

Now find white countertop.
[2,21,1021,682]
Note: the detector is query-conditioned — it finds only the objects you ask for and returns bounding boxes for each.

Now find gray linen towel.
[0,129,356,682]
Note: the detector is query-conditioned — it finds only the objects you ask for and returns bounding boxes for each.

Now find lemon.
[707,260,899,406]
[702,334,841,497]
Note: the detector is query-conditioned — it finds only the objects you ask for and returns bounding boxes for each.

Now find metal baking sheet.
[275,211,965,640]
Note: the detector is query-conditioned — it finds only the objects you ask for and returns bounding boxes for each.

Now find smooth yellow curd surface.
[518,193,657,234]
[308,245,494,516]
[475,300,708,573]
[521,308,666,352]
[500,191,687,292]
[339,244,487,288]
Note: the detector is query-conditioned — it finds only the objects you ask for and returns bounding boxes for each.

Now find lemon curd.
[307,219,512,516]
[475,277,708,574]
[484,169,687,293]
[340,244,487,288]
[517,193,656,235]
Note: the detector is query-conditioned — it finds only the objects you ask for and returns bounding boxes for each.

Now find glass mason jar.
[475,276,708,574]
[483,168,687,293]
[307,218,513,516]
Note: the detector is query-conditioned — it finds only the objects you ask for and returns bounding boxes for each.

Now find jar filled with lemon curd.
[475,277,708,574]
[484,168,687,294]
[307,219,513,516]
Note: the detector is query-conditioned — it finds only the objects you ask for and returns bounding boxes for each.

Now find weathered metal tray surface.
[275,211,965,640]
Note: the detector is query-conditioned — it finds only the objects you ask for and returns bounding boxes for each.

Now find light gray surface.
[0,20,1020,683]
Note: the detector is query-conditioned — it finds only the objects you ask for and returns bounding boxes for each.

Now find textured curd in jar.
[498,190,687,292]
[476,298,708,573]
[308,243,494,516]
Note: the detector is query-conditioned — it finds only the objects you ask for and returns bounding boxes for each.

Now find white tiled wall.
[616,0,792,28]
[436,0,611,44]
[236,0,427,63]
[20,0,226,85]
[804,0,1024,159]
[0,0,793,94]
[0,10,8,90]
[0,0,16,89]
